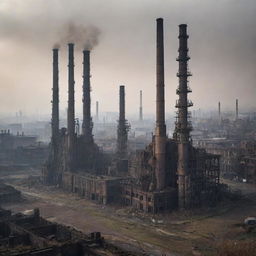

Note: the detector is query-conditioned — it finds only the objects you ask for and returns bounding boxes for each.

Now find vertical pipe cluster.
[52,48,59,160]
[176,24,193,208]
[67,43,75,169]
[155,18,166,190]
[117,85,128,159]
[236,99,238,120]
[82,50,93,142]
[139,90,143,121]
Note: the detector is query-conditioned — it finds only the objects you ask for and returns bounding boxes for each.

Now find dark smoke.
[57,22,101,50]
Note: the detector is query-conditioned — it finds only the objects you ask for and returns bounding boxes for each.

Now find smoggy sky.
[0,0,255,117]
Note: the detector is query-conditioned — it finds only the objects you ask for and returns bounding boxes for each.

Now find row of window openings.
[125,191,152,202]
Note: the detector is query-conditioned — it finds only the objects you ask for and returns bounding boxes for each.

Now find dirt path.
[2,172,256,256]
[4,185,180,256]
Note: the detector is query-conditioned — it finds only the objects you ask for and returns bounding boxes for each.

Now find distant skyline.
[0,0,255,116]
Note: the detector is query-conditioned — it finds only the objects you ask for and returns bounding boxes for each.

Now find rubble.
[0,183,21,204]
[0,207,144,256]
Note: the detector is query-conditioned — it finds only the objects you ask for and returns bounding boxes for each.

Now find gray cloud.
[0,0,255,116]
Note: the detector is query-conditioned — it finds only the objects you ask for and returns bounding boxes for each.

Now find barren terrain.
[1,169,256,256]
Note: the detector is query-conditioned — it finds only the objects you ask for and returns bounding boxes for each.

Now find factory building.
[43,18,221,213]
[120,20,220,212]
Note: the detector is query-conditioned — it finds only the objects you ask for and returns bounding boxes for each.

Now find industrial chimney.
[95,101,99,122]
[236,99,238,120]
[175,24,193,208]
[52,48,59,161]
[154,18,166,191]
[117,85,128,159]
[67,43,75,170]
[82,50,93,142]
[218,101,221,121]
[139,90,143,121]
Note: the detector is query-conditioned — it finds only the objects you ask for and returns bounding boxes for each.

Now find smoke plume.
[57,22,101,50]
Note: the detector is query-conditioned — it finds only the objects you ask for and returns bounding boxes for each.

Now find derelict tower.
[82,50,93,143]
[175,24,193,208]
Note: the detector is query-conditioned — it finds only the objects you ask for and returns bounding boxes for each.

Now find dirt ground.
[1,170,256,256]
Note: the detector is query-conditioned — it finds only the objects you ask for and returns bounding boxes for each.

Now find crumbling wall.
[128,138,178,192]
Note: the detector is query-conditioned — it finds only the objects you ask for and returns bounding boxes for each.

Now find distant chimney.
[52,48,59,160]
[82,50,93,142]
[96,101,99,121]
[117,85,128,159]
[139,90,143,121]
[154,18,166,190]
[236,99,238,120]
[67,43,75,170]
[218,101,221,121]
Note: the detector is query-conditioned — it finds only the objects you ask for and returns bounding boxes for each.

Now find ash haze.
[0,0,255,117]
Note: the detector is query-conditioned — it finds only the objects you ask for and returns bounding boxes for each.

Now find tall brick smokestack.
[176,24,193,208]
[67,43,75,169]
[139,90,143,121]
[154,18,166,190]
[236,99,238,120]
[117,85,128,159]
[52,48,59,160]
[82,50,93,142]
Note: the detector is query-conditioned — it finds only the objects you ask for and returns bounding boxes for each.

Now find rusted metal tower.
[139,90,143,121]
[154,18,166,191]
[175,24,193,208]
[117,85,129,159]
[67,43,75,170]
[82,50,93,142]
[52,48,59,162]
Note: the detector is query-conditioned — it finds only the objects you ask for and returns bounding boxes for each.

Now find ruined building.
[43,18,221,213]
[0,208,143,256]
[43,44,108,186]
[121,20,221,212]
